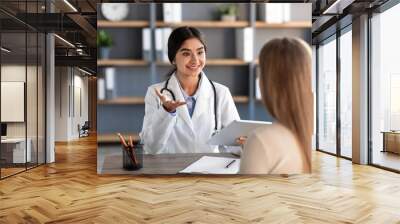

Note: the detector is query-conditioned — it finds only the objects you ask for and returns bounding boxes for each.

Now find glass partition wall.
[316,26,353,159]
[339,27,352,159]
[370,3,400,171]
[317,35,337,155]
[0,2,46,179]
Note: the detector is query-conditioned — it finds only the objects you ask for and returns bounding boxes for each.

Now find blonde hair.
[258,37,313,172]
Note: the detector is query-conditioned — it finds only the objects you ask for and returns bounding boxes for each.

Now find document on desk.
[179,156,240,174]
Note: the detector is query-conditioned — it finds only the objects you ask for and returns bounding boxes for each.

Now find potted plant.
[97,30,113,59]
[218,4,237,22]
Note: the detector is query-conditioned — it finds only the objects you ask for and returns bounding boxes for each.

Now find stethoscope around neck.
[160,72,218,134]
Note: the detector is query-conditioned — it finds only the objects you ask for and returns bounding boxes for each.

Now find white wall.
[1,65,38,137]
[55,67,89,141]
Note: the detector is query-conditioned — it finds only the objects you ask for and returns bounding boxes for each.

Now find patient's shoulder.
[253,123,296,139]
[242,122,306,174]
[250,122,300,154]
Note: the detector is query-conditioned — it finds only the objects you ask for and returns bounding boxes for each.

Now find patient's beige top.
[239,122,309,174]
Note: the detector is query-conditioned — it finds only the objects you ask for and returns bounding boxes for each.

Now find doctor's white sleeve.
[217,87,241,153]
[220,87,240,128]
[139,87,176,154]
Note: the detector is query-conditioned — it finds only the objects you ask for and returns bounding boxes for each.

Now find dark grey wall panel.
[236,104,249,120]
[204,66,249,96]
[102,28,143,59]
[199,29,236,59]
[114,67,151,97]
[156,66,175,83]
[97,105,145,134]
[255,102,274,122]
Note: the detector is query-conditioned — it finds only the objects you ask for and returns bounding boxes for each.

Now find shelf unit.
[156,20,249,28]
[97,3,311,136]
[97,59,148,67]
[254,21,311,28]
[97,20,149,28]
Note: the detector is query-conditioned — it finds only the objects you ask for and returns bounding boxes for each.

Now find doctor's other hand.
[236,136,248,146]
[155,89,186,113]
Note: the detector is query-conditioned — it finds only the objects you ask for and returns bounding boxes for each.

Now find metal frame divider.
[336,21,341,158]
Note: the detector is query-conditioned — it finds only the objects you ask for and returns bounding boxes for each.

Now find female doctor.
[140,26,240,154]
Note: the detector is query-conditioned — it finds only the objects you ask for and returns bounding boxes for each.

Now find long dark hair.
[166,26,207,76]
[259,38,313,173]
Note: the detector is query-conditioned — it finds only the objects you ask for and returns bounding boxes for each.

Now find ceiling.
[0,0,393,74]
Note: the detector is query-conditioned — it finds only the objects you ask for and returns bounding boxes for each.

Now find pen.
[225,160,236,168]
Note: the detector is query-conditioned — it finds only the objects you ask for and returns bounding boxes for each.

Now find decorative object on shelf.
[163,3,182,23]
[218,4,237,22]
[97,30,113,59]
[101,3,129,21]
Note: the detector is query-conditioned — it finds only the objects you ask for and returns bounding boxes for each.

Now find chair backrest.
[82,121,90,129]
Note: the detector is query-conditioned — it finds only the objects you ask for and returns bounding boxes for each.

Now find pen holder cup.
[122,144,143,170]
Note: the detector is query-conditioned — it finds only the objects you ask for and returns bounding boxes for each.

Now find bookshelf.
[97,3,311,137]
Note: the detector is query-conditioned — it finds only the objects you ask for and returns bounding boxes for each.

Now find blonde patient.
[239,37,313,174]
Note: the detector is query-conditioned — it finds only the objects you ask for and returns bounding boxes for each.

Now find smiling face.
[174,38,206,78]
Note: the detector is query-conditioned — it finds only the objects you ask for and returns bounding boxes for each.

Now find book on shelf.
[255,78,261,100]
[105,67,116,98]
[235,27,254,62]
[283,4,291,22]
[163,3,182,23]
[255,66,261,100]
[98,78,105,100]
[142,28,151,61]
[259,3,291,23]
[155,28,163,61]
[162,28,172,63]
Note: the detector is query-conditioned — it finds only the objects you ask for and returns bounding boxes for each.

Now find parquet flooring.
[1,135,400,223]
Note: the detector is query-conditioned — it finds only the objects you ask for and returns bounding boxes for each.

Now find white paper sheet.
[179,156,240,174]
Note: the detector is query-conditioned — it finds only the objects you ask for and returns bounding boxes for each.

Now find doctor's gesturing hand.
[155,88,186,113]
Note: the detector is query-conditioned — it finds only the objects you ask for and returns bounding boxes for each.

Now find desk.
[1,138,31,163]
[381,131,400,154]
[98,145,238,175]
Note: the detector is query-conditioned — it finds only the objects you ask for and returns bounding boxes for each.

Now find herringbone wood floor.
[1,135,400,223]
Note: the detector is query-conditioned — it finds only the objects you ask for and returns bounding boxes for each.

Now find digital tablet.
[208,120,272,146]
